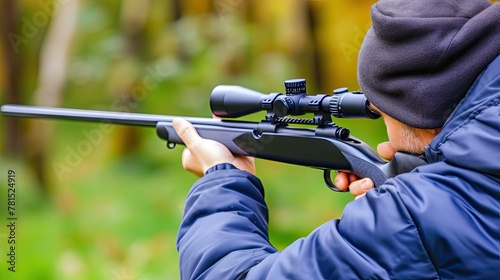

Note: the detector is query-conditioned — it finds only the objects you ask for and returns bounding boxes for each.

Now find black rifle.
[1,79,426,191]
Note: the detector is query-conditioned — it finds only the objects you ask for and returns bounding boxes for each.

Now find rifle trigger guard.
[323,170,347,192]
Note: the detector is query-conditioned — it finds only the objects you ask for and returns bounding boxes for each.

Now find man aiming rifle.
[173,0,500,278]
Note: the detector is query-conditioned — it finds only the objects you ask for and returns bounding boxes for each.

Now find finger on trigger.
[335,172,348,191]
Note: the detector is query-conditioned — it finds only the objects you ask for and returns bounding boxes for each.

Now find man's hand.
[335,141,397,199]
[172,118,255,177]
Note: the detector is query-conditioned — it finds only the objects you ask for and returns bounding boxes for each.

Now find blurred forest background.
[0,0,388,279]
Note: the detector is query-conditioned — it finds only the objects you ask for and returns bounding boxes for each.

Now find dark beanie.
[358,0,500,128]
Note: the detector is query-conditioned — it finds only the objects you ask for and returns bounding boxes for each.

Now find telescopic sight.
[209,79,380,120]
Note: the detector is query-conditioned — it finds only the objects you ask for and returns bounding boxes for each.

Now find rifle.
[1,79,426,191]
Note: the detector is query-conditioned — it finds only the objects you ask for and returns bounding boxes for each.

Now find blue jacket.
[177,55,500,279]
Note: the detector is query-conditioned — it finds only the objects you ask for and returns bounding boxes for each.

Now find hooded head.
[358,0,500,128]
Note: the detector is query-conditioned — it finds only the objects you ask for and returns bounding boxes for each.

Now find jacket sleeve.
[176,165,438,279]
[176,165,277,279]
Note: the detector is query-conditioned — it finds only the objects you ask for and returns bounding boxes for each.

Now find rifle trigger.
[323,170,347,192]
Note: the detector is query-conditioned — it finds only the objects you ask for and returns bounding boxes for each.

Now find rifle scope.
[210,79,380,119]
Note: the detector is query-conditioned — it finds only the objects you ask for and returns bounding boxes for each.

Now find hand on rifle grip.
[335,141,397,199]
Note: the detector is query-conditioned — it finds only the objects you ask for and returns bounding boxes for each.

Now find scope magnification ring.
[329,95,342,117]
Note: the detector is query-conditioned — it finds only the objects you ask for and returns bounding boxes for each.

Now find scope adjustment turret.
[273,96,295,117]
[284,79,307,95]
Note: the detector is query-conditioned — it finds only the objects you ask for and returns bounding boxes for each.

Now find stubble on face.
[397,124,429,155]
[369,103,434,155]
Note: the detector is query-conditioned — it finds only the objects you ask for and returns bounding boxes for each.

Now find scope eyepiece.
[210,79,380,120]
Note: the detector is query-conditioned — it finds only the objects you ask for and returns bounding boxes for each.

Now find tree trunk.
[1,0,23,156]
[28,0,80,191]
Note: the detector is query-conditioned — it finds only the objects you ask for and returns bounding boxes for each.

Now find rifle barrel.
[0,104,179,127]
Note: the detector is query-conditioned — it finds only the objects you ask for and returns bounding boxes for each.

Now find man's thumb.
[172,118,201,146]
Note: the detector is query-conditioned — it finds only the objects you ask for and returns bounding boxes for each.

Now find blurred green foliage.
[0,0,385,279]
